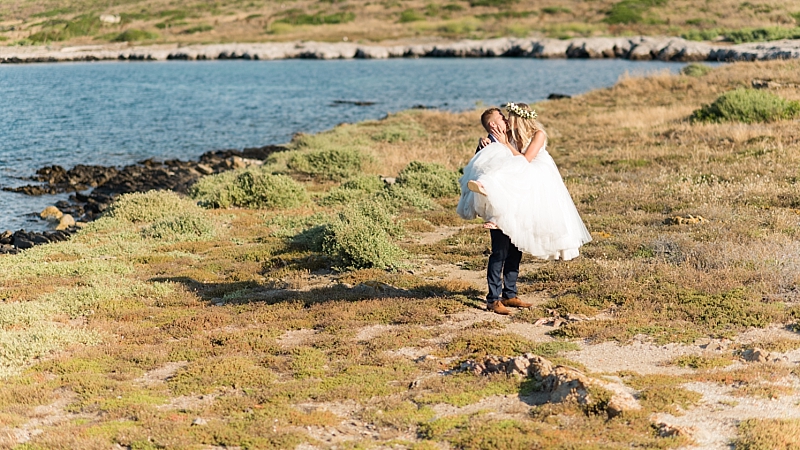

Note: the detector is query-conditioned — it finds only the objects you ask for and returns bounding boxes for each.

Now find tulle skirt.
[457,142,592,260]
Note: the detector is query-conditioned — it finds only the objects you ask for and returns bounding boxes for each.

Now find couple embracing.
[457,103,592,315]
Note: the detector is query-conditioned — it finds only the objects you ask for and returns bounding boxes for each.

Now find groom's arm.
[475,134,495,153]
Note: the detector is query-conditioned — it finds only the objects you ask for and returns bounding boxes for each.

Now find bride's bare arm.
[522,130,547,162]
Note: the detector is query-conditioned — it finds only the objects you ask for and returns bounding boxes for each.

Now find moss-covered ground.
[1,60,800,448]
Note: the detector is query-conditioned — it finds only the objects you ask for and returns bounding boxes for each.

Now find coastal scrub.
[691,88,800,123]
[190,168,309,209]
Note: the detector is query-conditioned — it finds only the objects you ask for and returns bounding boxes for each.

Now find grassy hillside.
[0,60,800,447]
[1,0,800,45]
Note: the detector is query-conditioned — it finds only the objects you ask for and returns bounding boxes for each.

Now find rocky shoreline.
[2,36,800,63]
[0,145,285,254]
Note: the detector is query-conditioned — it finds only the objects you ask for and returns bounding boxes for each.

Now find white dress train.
[457,142,592,260]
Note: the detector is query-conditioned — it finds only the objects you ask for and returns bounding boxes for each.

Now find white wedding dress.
[457,141,592,260]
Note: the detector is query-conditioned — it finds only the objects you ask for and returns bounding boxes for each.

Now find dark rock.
[13,235,34,249]
[331,100,376,106]
[548,93,571,99]
[32,234,50,244]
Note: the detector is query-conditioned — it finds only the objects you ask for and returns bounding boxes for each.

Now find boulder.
[56,214,76,231]
[567,37,633,59]
[463,353,641,417]
[531,39,570,58]
[628,37,674,60]
[741,347,770,363]
[13,232,34,249]
[658,40,714,61]
[40,206,63,221]
[355,46,390,59]
[295,42,358,59]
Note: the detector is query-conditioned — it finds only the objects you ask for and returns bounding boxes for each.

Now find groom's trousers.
[486,229,523,303]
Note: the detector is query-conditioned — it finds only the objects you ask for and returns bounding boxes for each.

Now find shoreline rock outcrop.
[1,37,800,64]
[0,145,286,254]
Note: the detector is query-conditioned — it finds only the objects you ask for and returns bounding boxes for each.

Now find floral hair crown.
[505,102,537,120]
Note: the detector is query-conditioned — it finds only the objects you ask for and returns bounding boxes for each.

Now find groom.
[477,108,533,315]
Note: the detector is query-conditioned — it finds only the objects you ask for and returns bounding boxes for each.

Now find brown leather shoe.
[502,297,533,308]
[488,301,512,315]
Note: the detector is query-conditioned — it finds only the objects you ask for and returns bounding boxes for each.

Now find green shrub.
[28,15,101,43]
[399,9,425,23]
[320,176,385,206]
[371,122,426,143]
[683,26,800,43]
[724,26,800,44]
[113,29,158,42]
[105,190,200,224]
[681,63,713,77]
[292,225,329,251]
[682,28,722,41]
[476,11,535,19]
[322,208,405,270]
[604,0,665,24]
[353,198,403,237]
[182,24,213,34]
[691,88,800,123]
[142,212,215,241]
[288,148,371,182]
[319,187,369,206]
[376,184,438,210]
[468,0,517,7]
[542,6,571,14]
[442,3,465,11]
[190,168,309,209]
[396,161,460,198]
[119,12,152,23]
[275,10,355,25]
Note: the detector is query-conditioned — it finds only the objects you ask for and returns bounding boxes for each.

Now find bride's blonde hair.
[506,103,546,150]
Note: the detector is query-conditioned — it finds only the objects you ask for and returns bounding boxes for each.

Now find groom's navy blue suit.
[477,135,523,304]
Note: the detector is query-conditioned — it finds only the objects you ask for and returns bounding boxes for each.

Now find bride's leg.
[467,180,488,196]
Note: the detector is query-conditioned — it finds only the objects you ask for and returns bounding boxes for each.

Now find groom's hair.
[480,108,502,131]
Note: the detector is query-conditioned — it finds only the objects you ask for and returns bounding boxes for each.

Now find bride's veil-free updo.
[506,103,546,150]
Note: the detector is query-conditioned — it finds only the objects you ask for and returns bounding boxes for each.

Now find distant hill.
[1,0,799,46]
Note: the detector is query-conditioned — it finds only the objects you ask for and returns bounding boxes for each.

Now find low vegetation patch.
[274,10,355,26]
[671,354,734,369]
[396,161,460,198]
[736,418,800,450]
[113,28,158,42]
[28,14,100,43]
[681,63,713,77]
[321,204,406,270]
[604,0,666,24]
[287,147,372,182]
[691,88,800,123]
[190,168,309,209]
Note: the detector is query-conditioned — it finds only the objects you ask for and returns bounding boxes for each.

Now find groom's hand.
[477,137,491,150]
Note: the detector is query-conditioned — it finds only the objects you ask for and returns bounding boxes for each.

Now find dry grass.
[3,0,800,45]
[0,60,799,447]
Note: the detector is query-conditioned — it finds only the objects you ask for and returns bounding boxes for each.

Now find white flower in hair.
[505,102,537,120]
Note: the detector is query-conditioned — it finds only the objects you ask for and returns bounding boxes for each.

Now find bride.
[457,102,591,261]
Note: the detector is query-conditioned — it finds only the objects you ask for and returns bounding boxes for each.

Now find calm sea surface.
[0,58,697,231]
